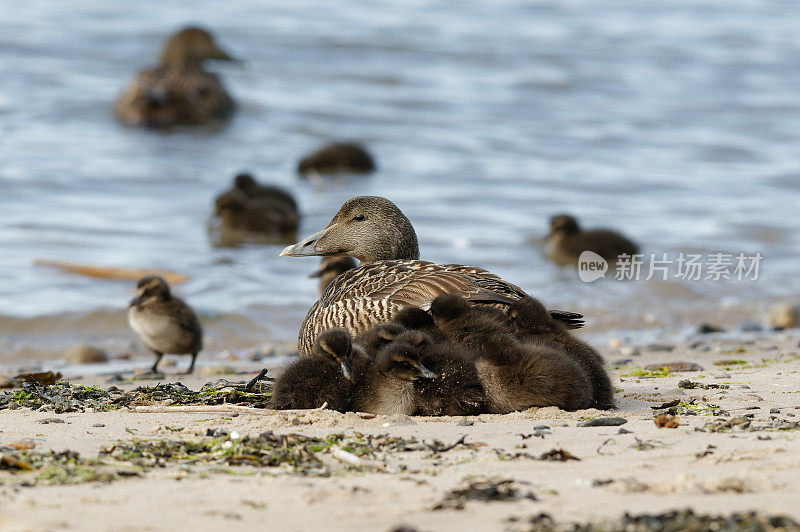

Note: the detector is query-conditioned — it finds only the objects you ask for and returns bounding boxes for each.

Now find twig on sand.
[245,369,270,391]
[131,403,330,415]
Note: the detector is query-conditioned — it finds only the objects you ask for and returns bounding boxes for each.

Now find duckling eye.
[352,214,366,222]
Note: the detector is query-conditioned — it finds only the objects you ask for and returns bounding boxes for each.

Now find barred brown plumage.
[281,197,584,356]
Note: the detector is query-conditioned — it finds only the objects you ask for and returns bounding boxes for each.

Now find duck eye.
[352,214,365,221]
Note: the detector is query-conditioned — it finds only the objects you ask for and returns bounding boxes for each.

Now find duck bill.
[339,360,352,380]
[128,296,141,308]
[417,365,436,380]
[280,224,338,257]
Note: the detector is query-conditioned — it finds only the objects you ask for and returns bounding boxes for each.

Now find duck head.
[159,27,236,66]
[312,328,358,380]
[129,275,171,307]
[280,196,419,263]
[549,214,580,236]
[376,343,436,382]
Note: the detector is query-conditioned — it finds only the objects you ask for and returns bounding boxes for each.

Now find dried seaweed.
[433,478,537,510]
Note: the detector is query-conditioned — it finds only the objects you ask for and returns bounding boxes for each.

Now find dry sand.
[2,331,800,532]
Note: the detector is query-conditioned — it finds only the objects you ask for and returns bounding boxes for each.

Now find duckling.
[392,307,447,344]
[127,275,202,374]
[353,322,407,358]
[271,328,368,412]
[429,293,512,353]
[430,293,593,412]
[508,297,615,409]
[394,331,485,416]
[351,342,435,415]
[214,189,299,236]
[545,214,639,267]
[232,173,299,213]
[297,142,376,176]
[115,27,236,128]
[309,257,357,296]
[474,333,593,413]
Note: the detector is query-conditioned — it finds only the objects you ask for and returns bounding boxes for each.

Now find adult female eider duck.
[115,27,236,128]
[280,196,584,356]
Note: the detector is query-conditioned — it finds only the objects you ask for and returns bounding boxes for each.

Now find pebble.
[769,303,800,329]
[608,339,621,349]
[620,346,640,357]
[697,324,724,334]
[738,385,750,389]
[533,425,550,430]
[38,418,65,424]
[62,345,108,365]
[770,408,781,414]
[611,358,632,367]
[92,423,105,428]
[618,428,633,434]
[578,417,628,427]
[647,344,675,352]
[644,361,704,372]
[740,321,762,332]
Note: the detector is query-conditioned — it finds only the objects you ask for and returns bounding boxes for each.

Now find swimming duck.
[350,341,436,415]
[508,297,615,409]
[393,330,485,416]
[309,257,357,296]
[545,214,639,267]
[271,328,368,412]
[127,275,202,374]
[213,189,299,238]
[430,294,592,412]
[297,142,376,176]
[115,27,236,128]
[280,196,583,355]
[232,173,299,213]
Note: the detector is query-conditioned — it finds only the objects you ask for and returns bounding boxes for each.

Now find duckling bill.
[127,275,202,374]
[115,27,236,129]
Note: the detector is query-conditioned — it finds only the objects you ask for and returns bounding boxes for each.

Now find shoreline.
[2,329,800,531]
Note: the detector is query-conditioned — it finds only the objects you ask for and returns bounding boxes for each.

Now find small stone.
[620,346,640,357]
[92,423,105,428]
[608,339,621,349]
[62,345,108,365]
[578,417,627,427]
[740,321,762,332]
[612,358,632,367]
[618,428,632,434]
[10,440,35,450]
[644,361,704,372]
[38,418,65,424]
[458,418,474,426]
[647,344,675,352]
[769,303,800,330]
[534,425,550,430]
[739,385,750,389]
[697,323,724,334]
[770,408,781,414]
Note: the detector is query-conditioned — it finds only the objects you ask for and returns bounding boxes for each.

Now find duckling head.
[376,343,436,381]
[233,173,258,194]
[129,275,171,307]
[280,196,419,263]
[430,293,471,323]
[508,297,554,334]
[393,307,435,331]
[357,323,406,355]
[159,27,236,66]
[549,214,580,236]
[313,328,356,380]
[394,330,434,352]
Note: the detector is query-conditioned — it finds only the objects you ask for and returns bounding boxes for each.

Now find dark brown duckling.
[474,333,593,413]
[127,275,202,374]
[392,307,447,344]
[430,293,592,412]
[271,328,368,412]
[429,293,512,353]
[214,190,299,235]
[351,342,435,415]
[115,27,236,128]
[508,297,615,409]
[545,214,639,267]
[394,331,485,416]
[233,173,298,213]
[353,322,407,358]
[309,257,357,296]
[297,142,376,177]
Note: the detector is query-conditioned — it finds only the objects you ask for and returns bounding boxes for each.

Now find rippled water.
[2,0,799,363]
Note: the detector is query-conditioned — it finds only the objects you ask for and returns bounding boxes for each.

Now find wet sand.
[2,331,800,531]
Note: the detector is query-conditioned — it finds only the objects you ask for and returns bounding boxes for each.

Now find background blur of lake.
[1,0,799,365]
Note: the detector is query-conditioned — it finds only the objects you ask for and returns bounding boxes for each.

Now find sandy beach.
[2,330,799,532]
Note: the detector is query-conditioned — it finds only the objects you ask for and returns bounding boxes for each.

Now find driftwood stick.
[131,403,329,415]
[35,259,189,284]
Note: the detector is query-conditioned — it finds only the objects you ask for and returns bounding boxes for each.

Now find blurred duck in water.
[297,142,376,177]
[115,27,237,128]
[544,214,639,267]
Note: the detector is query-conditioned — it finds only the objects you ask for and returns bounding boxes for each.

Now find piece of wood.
[35,259,189,284]
[131,403,329,415]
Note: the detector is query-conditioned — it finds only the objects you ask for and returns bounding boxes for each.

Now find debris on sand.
[433,478,537,510]
[654,414,680,428]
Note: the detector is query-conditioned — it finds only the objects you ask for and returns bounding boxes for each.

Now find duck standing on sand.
[545,214,639,267]
[297,142,376,176]
[127,275,203,374]
[115,27,236,128]
[280,196,583,355]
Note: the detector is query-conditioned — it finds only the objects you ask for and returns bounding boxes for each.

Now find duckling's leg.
[150,351,164,373]
[181,352,199,375]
